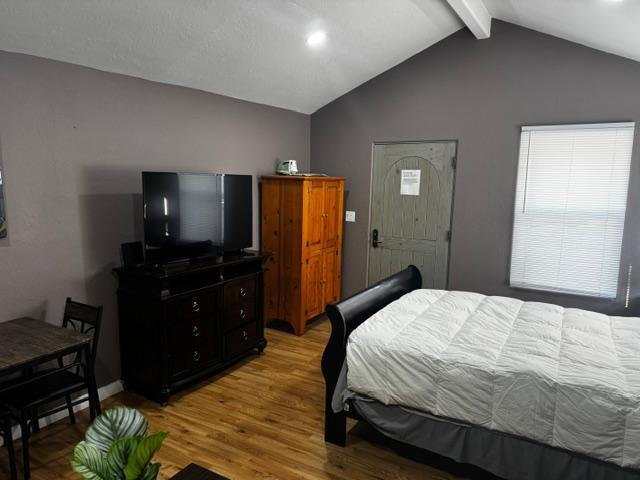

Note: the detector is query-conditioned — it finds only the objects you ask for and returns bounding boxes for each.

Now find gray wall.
[3,20,640,391]
[0,51,309,386]
[311,21,640,315]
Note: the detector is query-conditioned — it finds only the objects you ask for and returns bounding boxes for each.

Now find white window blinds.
[510,122,635,298]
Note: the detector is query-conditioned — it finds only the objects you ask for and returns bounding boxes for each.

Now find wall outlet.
[345,211,356,222]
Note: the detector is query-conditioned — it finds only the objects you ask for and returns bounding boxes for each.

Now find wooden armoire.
[261,175,345,335]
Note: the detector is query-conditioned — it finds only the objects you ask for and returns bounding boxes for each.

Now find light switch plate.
[345,211,356,222]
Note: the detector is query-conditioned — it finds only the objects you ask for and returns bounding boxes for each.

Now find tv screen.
[142,172,252,263]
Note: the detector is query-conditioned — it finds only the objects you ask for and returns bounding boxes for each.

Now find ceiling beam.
[446,0,492,39]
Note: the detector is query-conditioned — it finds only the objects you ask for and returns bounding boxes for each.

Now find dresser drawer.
[225,322,258,359]
[167,290,217,321]
[223,300,255,332]
[168,316,219,378]
[224,277,255,306]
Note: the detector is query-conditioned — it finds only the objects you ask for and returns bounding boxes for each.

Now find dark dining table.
[0,317,100,414]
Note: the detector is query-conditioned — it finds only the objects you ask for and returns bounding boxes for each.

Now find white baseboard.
[2,379,124,443]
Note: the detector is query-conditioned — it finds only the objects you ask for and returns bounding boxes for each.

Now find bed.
[321,266,640,480]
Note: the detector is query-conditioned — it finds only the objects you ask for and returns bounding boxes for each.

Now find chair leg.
[88,393,96,421]
[20,414,30,480]
[87,379,101,419]
[3,420,18,480]
[65,395,76,425]
[30,409,39,434]
[93,392,102,417]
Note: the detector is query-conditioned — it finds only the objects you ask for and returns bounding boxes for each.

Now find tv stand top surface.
[113,249,269,280]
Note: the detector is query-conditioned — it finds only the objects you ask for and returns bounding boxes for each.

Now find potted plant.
[71,406,168,480]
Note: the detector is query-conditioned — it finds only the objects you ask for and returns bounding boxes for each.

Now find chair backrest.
[63,297,103,369]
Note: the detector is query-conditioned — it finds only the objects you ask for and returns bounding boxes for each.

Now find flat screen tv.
[142,172,252,263]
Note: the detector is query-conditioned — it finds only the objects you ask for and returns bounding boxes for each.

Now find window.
[510,122,635,298]
[0,167,6,238]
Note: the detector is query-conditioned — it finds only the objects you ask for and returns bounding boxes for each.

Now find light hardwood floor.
[4,318,464,480]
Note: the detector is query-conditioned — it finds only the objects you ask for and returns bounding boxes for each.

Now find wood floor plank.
[3,318,464,480]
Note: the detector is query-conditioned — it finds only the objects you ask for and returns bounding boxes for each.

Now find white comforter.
[346,289,640,468]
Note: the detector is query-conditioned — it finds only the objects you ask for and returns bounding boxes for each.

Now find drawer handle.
[242,330,249,341]
[239,308,246,320]
[193,350,200,362]
[192,325,200,337]
[192,300,200,312]
[240,287,247,297]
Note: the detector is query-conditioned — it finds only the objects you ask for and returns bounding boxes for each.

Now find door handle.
[372,229,383,248]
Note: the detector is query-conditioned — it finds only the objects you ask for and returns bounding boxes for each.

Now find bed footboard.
[320,266,422,446]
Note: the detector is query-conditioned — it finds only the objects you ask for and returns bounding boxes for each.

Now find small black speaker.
[121,242,144,268]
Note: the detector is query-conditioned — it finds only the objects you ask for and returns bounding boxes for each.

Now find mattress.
[346,290,640,469]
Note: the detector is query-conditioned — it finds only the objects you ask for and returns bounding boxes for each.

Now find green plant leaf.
[123,432,168,480]
[70,441,109,480]
[105,436,143,478]
[140,463,161,480]
[86,407,148,453]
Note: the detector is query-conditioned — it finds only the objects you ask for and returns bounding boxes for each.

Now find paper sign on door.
[400,169,421,196]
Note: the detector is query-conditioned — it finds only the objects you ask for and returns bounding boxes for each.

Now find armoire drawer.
[225,322,258,359]
[224,277,255,306]
[223,300,255,332]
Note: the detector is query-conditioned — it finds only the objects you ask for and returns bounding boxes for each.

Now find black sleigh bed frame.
[321,265,422,447]
[320,266,640,480]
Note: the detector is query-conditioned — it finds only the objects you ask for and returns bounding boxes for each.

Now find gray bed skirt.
[347,396,640,480]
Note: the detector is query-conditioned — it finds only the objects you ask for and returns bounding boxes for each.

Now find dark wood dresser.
[113,250,268,404]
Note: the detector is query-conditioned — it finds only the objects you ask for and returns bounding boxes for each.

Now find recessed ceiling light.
[306,31,327,48]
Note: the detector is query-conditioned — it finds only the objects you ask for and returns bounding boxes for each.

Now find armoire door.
[304,250,324,319]
[281,181,303,325]
[323,181,342,250]
[305,180,325,254]
[322,247,340,306]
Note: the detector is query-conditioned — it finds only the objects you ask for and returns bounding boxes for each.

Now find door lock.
[372,229,383,248]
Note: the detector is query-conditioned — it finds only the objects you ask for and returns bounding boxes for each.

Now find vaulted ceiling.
[0,1,638,114]
[484,0,640,64]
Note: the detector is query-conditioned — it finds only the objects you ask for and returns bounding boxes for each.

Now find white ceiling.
[0,1,639,114]
[484,0,640,63]
[0,0,462,114]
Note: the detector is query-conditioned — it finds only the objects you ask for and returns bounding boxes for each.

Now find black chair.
[0,298,103,479]
[0,407,18,480]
